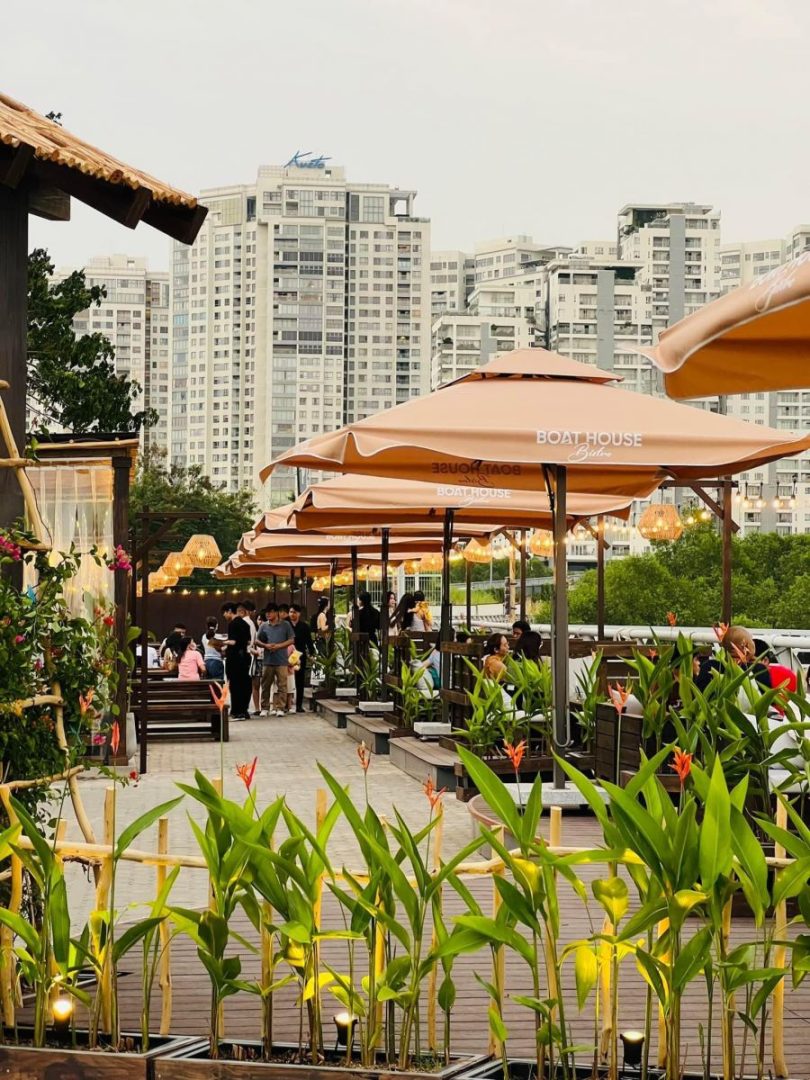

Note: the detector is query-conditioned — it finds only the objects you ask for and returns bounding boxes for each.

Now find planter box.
[455,1058,800,1080]
[450,751,553,803]
[155,1039,488,1080]
[0,1028,194,1079]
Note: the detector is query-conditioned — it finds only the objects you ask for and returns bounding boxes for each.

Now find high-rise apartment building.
[170,162,431,502]
[62,255,170,449]
[617,202,721,330]
[430,250,474,316]
[539,251,654,392]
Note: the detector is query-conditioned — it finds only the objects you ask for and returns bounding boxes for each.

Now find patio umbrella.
[639,255,810,398]
[264,348,810,787]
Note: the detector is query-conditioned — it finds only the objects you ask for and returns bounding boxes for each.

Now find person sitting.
[696,625,770,693]
[176,636,205,680]
[753,638,799,714]
[392,592,416,631]
[482,632,510,681]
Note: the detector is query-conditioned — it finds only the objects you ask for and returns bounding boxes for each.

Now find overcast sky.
[9,0,810,270]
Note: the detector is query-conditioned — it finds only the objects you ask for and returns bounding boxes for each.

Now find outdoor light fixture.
[620,1030,645,1070]
[403,559,421,575]
[366,565,383,581]
[461,538,492,563]
[163,550,194,578]
[52,995,73,1042]
[419,552,444,573]
[529,529,554,557]
[637,503,683,541]
[333,1011,357,1049]
[182,533,222,569]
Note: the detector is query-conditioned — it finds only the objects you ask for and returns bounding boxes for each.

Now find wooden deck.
[102,814,810,1076]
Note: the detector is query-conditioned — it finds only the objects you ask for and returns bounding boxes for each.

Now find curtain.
[24,458,115,619]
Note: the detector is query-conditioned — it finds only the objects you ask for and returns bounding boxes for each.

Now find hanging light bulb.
[637,504,683,541]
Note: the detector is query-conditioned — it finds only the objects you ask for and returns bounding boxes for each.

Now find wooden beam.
[0,187,28,545]
[0,144,34,189]
[27,184,70,222]
[688,482,740,533]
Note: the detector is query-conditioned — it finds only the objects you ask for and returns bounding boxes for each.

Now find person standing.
[356,591,380,645]
[222,601,252,720]
[289,604,315,712]
[257,604,294,716]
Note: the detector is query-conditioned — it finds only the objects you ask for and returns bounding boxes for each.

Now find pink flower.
[14,634,25,644]
[107,545,132,572]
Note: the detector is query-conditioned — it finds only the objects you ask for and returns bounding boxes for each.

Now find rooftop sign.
[284,151,331,169]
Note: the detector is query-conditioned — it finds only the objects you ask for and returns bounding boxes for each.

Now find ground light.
[51,996,73,1043]
[620,1029,645,1071]
[333,1011,357,1050]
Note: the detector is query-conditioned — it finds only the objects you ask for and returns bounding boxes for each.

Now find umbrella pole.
[519,529,527,623]
[351,546,360,693]
[329,560,337,632]
[465,558,472,630]
[596,515,606,642]
[721,478,733,625]
[440,510,455,722]
[550,465,569,789]
[380,528,390,702]
[289,571,294,609]
[273,574,278,604]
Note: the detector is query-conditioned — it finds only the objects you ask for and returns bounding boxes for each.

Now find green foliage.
[568,522,810,627]
[131,448,258,586]
[27,248,155,435]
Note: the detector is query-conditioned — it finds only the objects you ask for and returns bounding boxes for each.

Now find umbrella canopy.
[215,545,444,580]
[639,255,810,398]
[278,473,634,531]
[235,528,454,563]
[263,349,810,496]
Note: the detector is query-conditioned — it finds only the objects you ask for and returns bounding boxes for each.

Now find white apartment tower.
[170,162,431,502]
[430,251,474,317]
[617,203,721,330]
[65,255,171,448]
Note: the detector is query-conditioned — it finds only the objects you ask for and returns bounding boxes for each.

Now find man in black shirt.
[289,605,315,712]
[222,601,252,719]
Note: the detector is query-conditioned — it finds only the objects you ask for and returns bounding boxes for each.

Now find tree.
[131,450,258,585]
[27,248,156,434]
[772,573,810,630]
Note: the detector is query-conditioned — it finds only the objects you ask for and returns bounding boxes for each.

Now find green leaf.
[673,926,712,993]
[592,877,628,924]
[113,917,165,963]
[115,796,184,860]
[457,746,522,843]
[699,756,732,890]
[488,1005,508,1043]
[574,944,598,1010]
[0,906,41,956]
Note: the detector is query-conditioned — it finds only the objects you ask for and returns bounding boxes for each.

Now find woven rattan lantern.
[403,559,421,575]
[529,529,554,557]
[149,569,171,592]
[334,570,353,587]
[182,534,222,570]
[637,503,683,542]
[461,539,492,564]
[163,550,194,579]
[356,564,369,580]
[366,565,383,581]
[419,552,444,573]
[311,576,327,592]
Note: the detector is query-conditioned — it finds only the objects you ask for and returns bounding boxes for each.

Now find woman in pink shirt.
[176,636,205,680]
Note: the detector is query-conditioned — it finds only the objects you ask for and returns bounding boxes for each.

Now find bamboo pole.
[545,809,562,1039]
[0,786,21,1026]
[157,817,173,1036]
[599,861,616,1065]
[426,805,444,1054]
[210,777,224,1039]
[772,800,789,1079]
[96,786,116,1034]
[49,820,67,1012]
[0,386,50,548]
[489,825,506,1058]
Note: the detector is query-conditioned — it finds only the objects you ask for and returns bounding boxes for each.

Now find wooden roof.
[0,91,207,243]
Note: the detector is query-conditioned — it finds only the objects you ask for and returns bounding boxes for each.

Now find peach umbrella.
[640,255,810,398]
[263,348,810,789]
[262,349,810,496]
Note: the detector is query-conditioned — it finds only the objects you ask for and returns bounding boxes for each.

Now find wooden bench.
[131,679,229,742]
[315,698,356,729]
[346,713,394,755]
[389,736,459,792]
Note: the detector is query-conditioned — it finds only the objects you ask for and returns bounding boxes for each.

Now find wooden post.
[0,186,28,543]
[599,861,617,1066]
[519,529,527,623]
[439,510,454,722]
[489,825,506,1057]
[596,515,606,642]
[139,511,150,776]
[426,806,444,1053]
[550,465,569,788]
[465,558,472,630]
[380,528,390,701]
[157,817,173,1036]
[112,454,131,759]
[772,800,789,1078]
[721,477,733,626]
[351,547,360,692]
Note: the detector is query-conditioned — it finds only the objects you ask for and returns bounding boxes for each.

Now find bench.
[346,713,394,755]
[389,736,459,792]
[315,698,356,729]
[131,678,229,742]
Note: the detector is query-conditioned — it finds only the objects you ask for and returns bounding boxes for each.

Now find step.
[358,700,395,715]
[389,736,459,792]
[346,714,393,755]
[316,698,357,729]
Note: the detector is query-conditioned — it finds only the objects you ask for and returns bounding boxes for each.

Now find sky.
[9,0,810,271]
